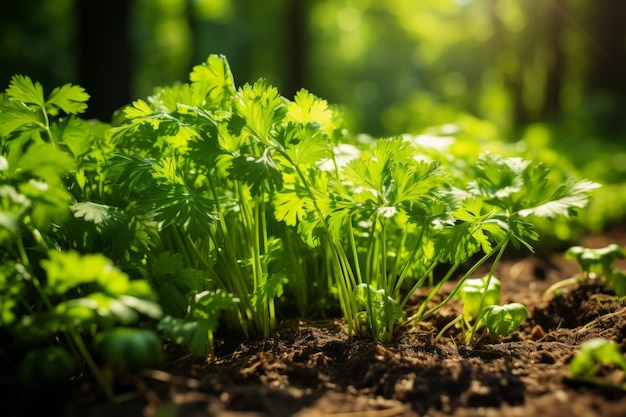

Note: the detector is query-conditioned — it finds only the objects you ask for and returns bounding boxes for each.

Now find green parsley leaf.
[518,178,601,219]
[234,79,287,145]
[6,75,45,108]
[190,54,236,108]
[45,83,90,116]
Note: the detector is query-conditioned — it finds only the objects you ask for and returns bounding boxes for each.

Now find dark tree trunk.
[585,0,626,136]
[77,0,131,122]
[283,0,307,98]
[544,0,565,122]
[586,0,626,97]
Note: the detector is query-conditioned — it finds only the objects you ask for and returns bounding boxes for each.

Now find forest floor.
[35,227,626,416]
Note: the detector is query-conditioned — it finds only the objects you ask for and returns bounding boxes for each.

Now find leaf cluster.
[439,275,528,343]
[0,55,604,399]
[0,75,163,399]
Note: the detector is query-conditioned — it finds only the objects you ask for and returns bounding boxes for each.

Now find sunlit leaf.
[518,178,601,219]
[0,104,44,137]
[6,75,45,108]
[124,99,154,119]
[277,122,330,168]
[457,276,501,321]
[234,79,287,145]
[71,201,124,225]
[287,89,333,126]
[46,83,90,115]
[190,54,236,108]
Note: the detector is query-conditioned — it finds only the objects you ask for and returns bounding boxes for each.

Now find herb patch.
[1,55,624,417]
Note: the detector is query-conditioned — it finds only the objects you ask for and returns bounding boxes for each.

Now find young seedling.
[477,303,528,338]
[569,338,626,391]
[544,244,626,300]
[93,328,165,374]
[435,275,528,343]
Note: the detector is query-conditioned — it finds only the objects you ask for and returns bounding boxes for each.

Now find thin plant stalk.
[379,217,392,340]
[274,147,360,336]
[409,237,508,323]
[465,235,509,343]
[394,225,427,300]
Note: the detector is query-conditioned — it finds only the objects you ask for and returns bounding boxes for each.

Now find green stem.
[466,236,509,343]
[179,228,225,287]
[434,314,463,342]
[205,174,254,336]
[68,327,114,400]
[394,225,427,300]
[364,219,379,289]
[335,244,358,337]
[168,227,196,268]
[379,217,392,341]
[347,221,363,286]
[542,277,580,301]
[409,237,508,323]
[390,227,409,288]
[408,262,459,323]
[399,259,438,309]
[40,105,56,147]
[282,230,309,315]
[276,149,358,335]
[259,198,276,337]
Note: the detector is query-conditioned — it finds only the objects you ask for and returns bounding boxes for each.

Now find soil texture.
[18,228,626,417]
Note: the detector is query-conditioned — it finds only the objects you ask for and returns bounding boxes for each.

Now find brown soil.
[28,229,626,416]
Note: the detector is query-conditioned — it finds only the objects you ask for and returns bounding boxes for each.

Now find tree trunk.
[77,0,131,122]
[585,0,626,136]
[283,1,307,98]
[544,0,565,122]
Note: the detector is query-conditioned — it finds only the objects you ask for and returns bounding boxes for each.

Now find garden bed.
[51,227,626,417]
[2,58,624,417]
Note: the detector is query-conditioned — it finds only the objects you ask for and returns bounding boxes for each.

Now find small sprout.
[439,276,527,342]
[546,244,626,300]
[570,338,626,391]
[457,276,501,321]
[19,346,78,389]
[565,244,625,279]
[477,303,528,337]
[609,270,626,297]
[93,327,164,372]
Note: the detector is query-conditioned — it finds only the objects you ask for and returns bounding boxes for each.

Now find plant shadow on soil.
[18,228,626,417]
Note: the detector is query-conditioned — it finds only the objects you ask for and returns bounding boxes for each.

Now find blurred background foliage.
[1,0,626,239]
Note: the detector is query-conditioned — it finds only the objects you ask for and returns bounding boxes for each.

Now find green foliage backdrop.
[1,0,626,231]
[2,1,625,136]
